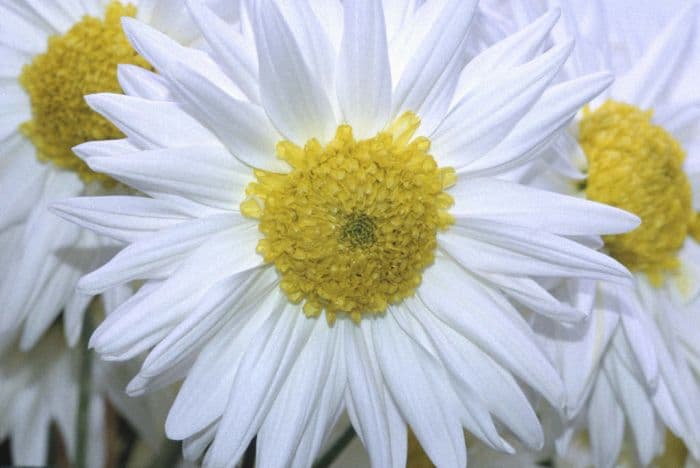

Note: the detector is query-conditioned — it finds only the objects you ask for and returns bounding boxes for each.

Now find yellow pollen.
[19,1,150,187]
[241,112,455,324]
[579,100,697,284]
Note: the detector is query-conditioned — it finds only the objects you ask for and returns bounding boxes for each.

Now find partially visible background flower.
[0,0,233,351]
[480,0,700,465]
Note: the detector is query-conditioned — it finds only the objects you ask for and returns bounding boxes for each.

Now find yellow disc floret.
[241,112,455,324]
[579,100,694,283]
[19,1,150,187]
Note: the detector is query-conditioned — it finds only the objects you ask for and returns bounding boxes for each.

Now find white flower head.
[501,1,700,465]
[54,1,640,466]
[0,0,232,350]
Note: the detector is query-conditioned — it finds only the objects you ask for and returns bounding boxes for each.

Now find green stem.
[313,426,356,468]
[75,312,93,468]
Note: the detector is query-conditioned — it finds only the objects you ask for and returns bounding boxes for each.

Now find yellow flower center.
[19,1,150,187]
[579,100,699,283]
[241,112,455,324]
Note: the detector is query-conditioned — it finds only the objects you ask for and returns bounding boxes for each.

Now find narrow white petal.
[372,314,467,467]
[604,354,659,465]
[82,146,251,210]
[454,10,560,98]
[440,221,632,284]
[419,257,565,407]
[432,40,573,165]
[139,267,277,384]
[51,196,202,244]
[253,0,336,143]
[391,0,477,130]
[344,323,398,468]
[450,177,639,236]
[276,0,337,96]
[612,4,699,108]
[289,326,347,468]
[117,64,171,101]
[167,58,287,172]
[206,307,315,466]
[256,322,335,468]
[588,372,624,468]
[85,93,218,150]
[166,287,283,439]
[185,0,260,103]
[410,299,543,449]
[461,72,613,177]
[78,215,252,295]
[480,273,584,321]
[336,0,392,138]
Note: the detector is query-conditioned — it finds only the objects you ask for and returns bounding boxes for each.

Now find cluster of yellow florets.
[241,112,455,323]
[19,1,148,187]
[580,100,697,283]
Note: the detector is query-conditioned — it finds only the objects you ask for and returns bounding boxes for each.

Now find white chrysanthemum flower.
[54,1,640,466]
[0,0,234,350]
[494,1,700,466]
[0,326,172,467]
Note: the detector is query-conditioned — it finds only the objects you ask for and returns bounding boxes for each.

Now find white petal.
[372,314,467,467]
[139,267,277,385]
[419,257,564,407]
[289,338,347,467]
[185,0,260,103]
[275,0,337,97]
[462,72,613,177]
[95,230,263,363]
[166,287,283,439]
[480,273,584,321]
[117,64,172,101]
[604,353,659,465]
[432,40,573,166]
[84,146,250,210]
[0,138,48,232]
[336,0,392,138]
[410,299,543,449]
[382,0,418,42]
[78,214,251,295]
[344,322,398,468]
[440,221,632,284]
[588,372,624,468]
[10,387,50,466]
[205,306,315,466]
[391,0,477,131]
[183,424,218,463]
[253,0,336,143]
[612,4,698,108]
[51,196,202,244]
[85,93,218,150]
[167,58,287,172]
[454,9,559,96]
[449,177,639,236]
[256,321,335,468]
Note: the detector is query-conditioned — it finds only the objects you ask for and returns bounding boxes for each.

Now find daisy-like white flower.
[489,1,700,466]
[54,1,640,466]
[0,326,171,467]
[0,0,233,350]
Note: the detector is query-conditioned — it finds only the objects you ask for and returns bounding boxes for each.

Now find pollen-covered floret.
[242,112,455,323]
[580,100,699,283]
